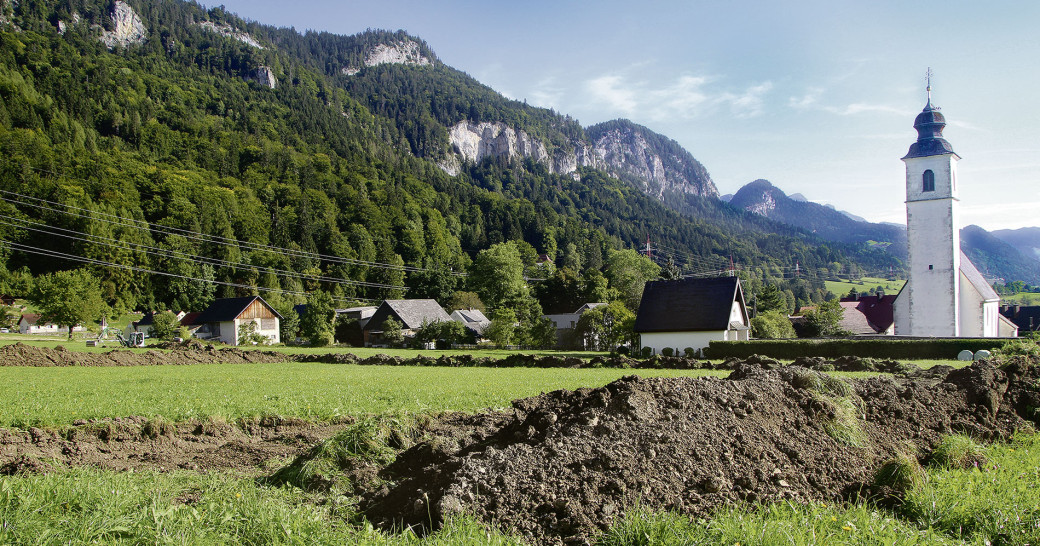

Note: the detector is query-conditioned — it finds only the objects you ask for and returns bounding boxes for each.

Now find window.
[261,318,276,330]
[929,265,933,270]
[923,170,935,192]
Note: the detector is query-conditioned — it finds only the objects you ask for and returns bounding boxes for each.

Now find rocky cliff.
[198,21,264,49]
[446,118,719,201]
[589,120,718,199]
[342,39,433,75]
[99,1,147,49]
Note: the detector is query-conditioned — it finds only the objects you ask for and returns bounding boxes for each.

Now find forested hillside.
[0,0,897,323]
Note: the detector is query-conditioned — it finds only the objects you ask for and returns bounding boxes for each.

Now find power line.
[0,189,465,276]
[0,238,379,304]
[0,214,409,291]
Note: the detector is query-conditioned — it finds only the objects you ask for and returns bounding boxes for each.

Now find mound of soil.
[358,359,1038,544]
[0,342,289,367]
[0,416,351,475]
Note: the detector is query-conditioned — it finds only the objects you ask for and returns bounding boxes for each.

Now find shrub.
[683,347,696,358]
[661,347,674,357]
[640,346,653,358]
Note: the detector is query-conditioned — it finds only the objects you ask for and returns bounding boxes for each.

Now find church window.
[923,170,935,192]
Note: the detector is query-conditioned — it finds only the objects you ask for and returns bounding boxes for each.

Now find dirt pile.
[358,359,1038,544]
[0,342,290,367]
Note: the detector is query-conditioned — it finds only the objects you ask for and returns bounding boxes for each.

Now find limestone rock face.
[447,121,599,176]
[198,21,263,49]
[365,40,432,67]
[446,119,718,201]
[343,39,433,75]
[591,125,718,199]
[100,1,147,49]
[252,66,277,89]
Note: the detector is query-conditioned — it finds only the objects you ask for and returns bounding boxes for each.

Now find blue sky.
[210,0,1040,231]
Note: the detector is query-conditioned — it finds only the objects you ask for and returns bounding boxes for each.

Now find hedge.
[707,338,1010,360]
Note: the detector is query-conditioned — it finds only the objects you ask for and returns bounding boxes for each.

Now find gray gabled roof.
[634,277,746,333]
[959,251,999,302]
[365,299,452,331]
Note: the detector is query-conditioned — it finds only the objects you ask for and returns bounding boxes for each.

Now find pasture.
[0,346,1036,544]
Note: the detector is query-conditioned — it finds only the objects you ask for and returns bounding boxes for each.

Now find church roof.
[959,251,999,302]
[903,100,957,159]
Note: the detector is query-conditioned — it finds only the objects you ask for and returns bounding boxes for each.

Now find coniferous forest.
[0,0,901,326]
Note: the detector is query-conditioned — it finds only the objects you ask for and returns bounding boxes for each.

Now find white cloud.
[586,74,640,115]
[583,72,772,121]
[528,76,564,110]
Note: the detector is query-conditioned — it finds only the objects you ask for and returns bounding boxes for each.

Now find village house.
[542,303,606,349]
[1000,305,1039,335]
[193,296,282,345]
[129,310,187,337]
[634,276,749,356]
[838,293,897,335]
[18,313,84,335]
[362,299,452,346]
[450,308,490,338]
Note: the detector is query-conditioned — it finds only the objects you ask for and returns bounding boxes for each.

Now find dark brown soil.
[0,416,351,475]
[0,341,290,366]
[358,358,1038,544]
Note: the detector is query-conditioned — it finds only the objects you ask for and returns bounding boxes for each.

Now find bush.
[709,339,1007,360]
[640,346,653,358]
[683,347,696,358]
[661,347,674,357]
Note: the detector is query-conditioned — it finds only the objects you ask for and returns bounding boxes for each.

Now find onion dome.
[903,98,956,159]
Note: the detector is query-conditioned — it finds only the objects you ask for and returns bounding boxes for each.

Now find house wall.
[640,331,723,354]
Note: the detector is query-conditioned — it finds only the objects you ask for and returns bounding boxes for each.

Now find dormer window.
[923,170,935,192]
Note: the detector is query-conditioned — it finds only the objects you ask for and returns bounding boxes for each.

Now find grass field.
[0,348,1033,544]
[825,276,906,298]
[0,362,725,427]
[1001,292,1040,306]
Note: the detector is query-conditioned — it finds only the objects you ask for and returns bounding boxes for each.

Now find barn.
[193,296,282,345]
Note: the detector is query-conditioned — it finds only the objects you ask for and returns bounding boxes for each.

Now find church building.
[892,80,1004,337]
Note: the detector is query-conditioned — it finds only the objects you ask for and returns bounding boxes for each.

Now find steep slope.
[729,179,907,260]
[961,225,1040,284]
[0,0,903,313]
[991,227,1040,262]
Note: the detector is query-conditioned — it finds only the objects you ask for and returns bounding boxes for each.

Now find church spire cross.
[925,67,934,106]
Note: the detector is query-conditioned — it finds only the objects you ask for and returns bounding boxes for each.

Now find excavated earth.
[1,343,1039,545]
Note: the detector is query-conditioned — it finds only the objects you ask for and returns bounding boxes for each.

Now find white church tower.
[893,72,1002,337]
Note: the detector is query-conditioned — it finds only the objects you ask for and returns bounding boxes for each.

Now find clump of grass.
[141,416,175,439]
[822,396,867,447]
[874,452,926,494]
[929,434,986,470]
[268,414,414,492]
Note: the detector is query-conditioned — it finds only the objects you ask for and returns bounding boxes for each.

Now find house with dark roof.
[450,308,490,338]
[999,305,1036,334]
[838,294,897,335]
[634,277,749,355]
[362,299,452,346]
[193,296,282,345]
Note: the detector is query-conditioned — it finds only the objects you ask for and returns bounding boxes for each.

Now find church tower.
[900,74,962,336]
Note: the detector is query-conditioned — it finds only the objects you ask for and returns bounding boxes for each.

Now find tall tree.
[29,269,108,339]
[605,249,661,310]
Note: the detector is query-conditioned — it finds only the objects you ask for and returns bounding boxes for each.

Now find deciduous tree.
[29,269,108,340]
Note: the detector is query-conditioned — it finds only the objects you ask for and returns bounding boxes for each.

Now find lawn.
[0,362,725,427]
[825,276,906,298]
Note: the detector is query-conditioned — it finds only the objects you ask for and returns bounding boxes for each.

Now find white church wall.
[904,192,960,336]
